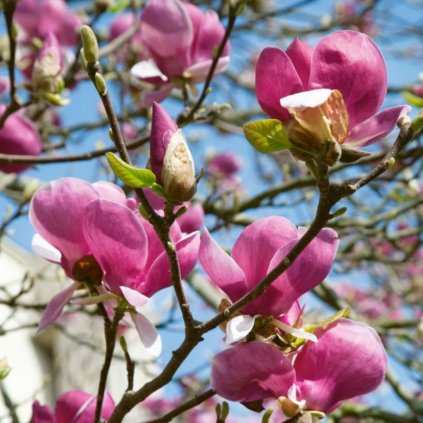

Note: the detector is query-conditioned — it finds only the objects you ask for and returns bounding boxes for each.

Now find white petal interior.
[226,314,256,345]
[280,88,333,109]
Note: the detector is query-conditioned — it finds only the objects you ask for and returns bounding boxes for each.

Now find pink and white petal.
[280,88,333,109]
[130,60,169,83]
[83,200,148,293]
[232,217,298,291]
[32,233,62,263]
[92,181,128,205]
[29,178,99,274]
[143,231,200,296]
[131,312,162,357]
[38,282,79,332]
[256,47,304,122]
[184,56,229,83]
[140,84,174,108]
[211,341,295,402]
[121,286,150,308]
[286,38,313,87]
[279,301,304,326]
[345,105,411,147]
[199,229,247,302]
[226,314,256,345]
[309,31,387,129]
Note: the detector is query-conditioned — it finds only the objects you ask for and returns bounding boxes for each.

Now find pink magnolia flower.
[0,106,42,173]
[212,319,387,414]
[199,217,338,344]
[31,390,114,423]
[15,0,81,47]
[256,31,409,156]
[200,216,337,320]
[207,152,242,179]
[29,178,199,354]
[131,0,230,106]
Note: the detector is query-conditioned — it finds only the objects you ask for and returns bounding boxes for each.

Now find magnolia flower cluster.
[199,217,387,417]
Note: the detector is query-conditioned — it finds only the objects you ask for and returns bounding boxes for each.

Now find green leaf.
[243,119,292,153]
[106,153,156,188]
[402,91,423,108]
[107,0,130,13]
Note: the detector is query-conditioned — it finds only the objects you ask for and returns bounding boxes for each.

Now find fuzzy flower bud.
[150,102,196,202]
[162,129,196,202]
[80,25,99,65]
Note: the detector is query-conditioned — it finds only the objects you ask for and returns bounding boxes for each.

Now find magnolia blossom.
[0,106,42,173]
[131,0,230,106]
[212,319,387,414]
[29,178,199,354]
[15,0,81,46]
[150,102,196,202]
[199,216,338,342]
[31,390,114,422]
[256,31,409,161]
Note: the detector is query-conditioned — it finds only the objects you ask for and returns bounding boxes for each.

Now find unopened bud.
[161,129,196,203]
[94,72,107,95]
[385,157,396,168]
[80,25,99,65]
[0,358,11,380]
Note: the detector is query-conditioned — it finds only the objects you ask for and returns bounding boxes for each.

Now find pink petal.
[38,282,79,332]
[232,217,298,292]
[150,103,178,181]
[140,0,192,77]
[255,47,304,122]
[31,400,55,423]
[245,228,339,316]
[140,84,174,108]
[29,178,98,275]
[177,203,204,234]
[295,319,387,413]
[189,8,230,64]
[82,200,148,294]
[286,38,313,87]
[55,390,115,423]
[225,314,256,344]
[199,230,247,301]
[309,30,387,129]
[279,301,303,326]
[143,231,200,296]
[121,286,150,308]
[92,181,128,205]
[211,342,295,402]
[345,105,411,147]
[183,56,229,83]
[0,104,42,173]
[131,312,162,357]
[109,13,135,40]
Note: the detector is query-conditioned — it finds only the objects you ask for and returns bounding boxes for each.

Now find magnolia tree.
[0,0,422,422]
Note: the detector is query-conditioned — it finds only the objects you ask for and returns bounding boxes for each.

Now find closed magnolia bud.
[80,25,99,65]
[161,129,196,203]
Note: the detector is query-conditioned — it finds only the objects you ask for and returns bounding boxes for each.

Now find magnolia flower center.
[72,255,103,285]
